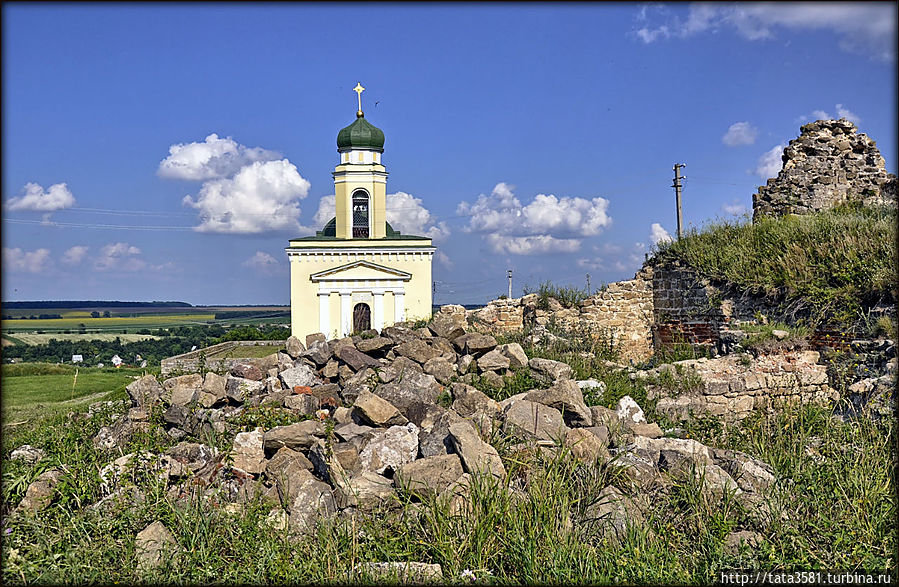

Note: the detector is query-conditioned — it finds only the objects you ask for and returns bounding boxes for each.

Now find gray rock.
[713,449,776,493]
[335,422,375,444]
[457,354,476,374]
[285,336,306,359]
[163,373,202,392]
[453,332,497,356]
[447,421,505,479]
[354,389,408,427]
[502,399,567,443]
[615,395,646,424]
[382,325,419,345]
[284,393,319,415]
[528,357,574,384]
[359,423,420,475]
[339,346,382,371]
[418,409,464,458]
[429,307,466,340]
[265,446,313,487]
[302,341,332,366]
[477,349,511,372]
[498,343,528,368]
[394,339,441,365]
[525,379,592,427]
[126,375,165,409]
[451,383,502,418]
[700,463,742,500]
[355,336,393,354]
[360,562,443,583]
[322,358,340,379]
[423,356,456,384]
[583,485,645,544]
[333,470,397,511]
[373,370,441,418]
[655,438,712,474]
[395,453,464,499]
[163,442,219,478]
[230,362,264,381]
[564,428,610,462]
[202,372,227,401]
[225,376,265,402]
[286,476,336,534]
[724,530,763,555]
[590,405,620,429]
[169,385,199,406]
[10,444,45,464]
[279,364,318,390]
[306,332,326,348]
[611,453,661,489]
[135,521,179,571]
[230,427,266,475]
[628,422,663,438]
[16,469,63,513]
[308,438,362,482]
[263,420,326,451]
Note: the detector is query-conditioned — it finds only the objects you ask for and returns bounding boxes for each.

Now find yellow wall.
[333,161,387,239]
[287,241,433,341]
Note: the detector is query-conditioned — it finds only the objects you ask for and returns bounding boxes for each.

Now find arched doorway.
[353,303,371,333]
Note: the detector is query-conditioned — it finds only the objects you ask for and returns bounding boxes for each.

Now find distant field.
[4,333,162,346]
[1,313,216,333]
[1,363,149,424]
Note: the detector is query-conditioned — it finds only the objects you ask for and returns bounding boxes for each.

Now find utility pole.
[586,273,591,295]
[507,269,513,299]
[672,163,685,239]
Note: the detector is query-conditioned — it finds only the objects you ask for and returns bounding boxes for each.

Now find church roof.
[289,217,430,242]
[337,115,385,152]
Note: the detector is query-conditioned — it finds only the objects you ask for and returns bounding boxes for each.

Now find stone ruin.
[753,118,897,219]
[12,309,786,569]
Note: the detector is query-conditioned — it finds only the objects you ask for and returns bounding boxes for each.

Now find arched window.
[352,190,369,238]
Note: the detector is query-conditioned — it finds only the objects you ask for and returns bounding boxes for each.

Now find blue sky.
[3,2,896,305]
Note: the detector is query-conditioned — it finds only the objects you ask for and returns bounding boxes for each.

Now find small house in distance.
[286,84,434,341]
[72,354,83,364]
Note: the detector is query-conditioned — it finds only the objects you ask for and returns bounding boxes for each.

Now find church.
[286,84,435,341]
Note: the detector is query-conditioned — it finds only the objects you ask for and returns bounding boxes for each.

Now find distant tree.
[90,311,100,318]
[103,311,111,318]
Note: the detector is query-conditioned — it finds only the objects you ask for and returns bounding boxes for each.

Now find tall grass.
[651,205,897,325]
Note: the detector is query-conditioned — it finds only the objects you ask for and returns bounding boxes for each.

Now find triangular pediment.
[310,260,412,282]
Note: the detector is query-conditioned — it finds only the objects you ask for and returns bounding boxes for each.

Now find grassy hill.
[650,204,897,327]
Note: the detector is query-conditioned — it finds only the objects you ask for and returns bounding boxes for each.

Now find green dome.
[337,115,385,152]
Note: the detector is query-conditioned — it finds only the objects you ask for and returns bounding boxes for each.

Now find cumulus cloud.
[435,251,454,269]
[242,251,282,274]
[182,159,311,233]
[3,247,51,273]
[576,257,606,271]
[722,200,748,216]
[386,192,450,242]
[311,191,449,240]
[457,183,611,255]
[754,143,786,178]
[94,242,145,272]
[649,223,673,246]
[158,134,281,181]
[722,122,758,146]
[62,245,89,265]
[802,104,862,124]
[633,3,896,61]
[6,182,75,212]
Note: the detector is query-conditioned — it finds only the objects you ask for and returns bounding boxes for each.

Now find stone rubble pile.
[12,306,780,571]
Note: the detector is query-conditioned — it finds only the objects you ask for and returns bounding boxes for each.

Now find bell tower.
[333,82,388,239]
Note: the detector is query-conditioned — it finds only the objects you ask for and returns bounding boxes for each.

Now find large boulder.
[477,349,511,372]
[582,485,646,545]
[395,453,464,499]
[447,421,505,479]
[279,364,318,389]
[394,339,441,365]
[355,336,394,354]
[16,469,63,514]
[135,521,179,572]
[353,390,408,427]
[263,421,326,451]
[230,427,266,475]
[126,375,165,409]
[339,346,382,371]
[285,336,305,359]
[332,470,397,511]
[359,423,420,475]
[429,305,466,340]
[525,379,592,427]
[452,333,497,356]
[502,399,567,443]
[528,358,574,384]
[498,343,528,368]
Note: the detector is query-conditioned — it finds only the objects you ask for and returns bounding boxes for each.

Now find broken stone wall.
[753,118,897,220]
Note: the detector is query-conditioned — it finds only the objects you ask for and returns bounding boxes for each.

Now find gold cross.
[353,82,365,112]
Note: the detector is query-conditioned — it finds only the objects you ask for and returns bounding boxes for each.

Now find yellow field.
[6,333,162,345]
[2,313,215,332]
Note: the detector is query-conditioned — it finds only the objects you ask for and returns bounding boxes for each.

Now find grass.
[651,204,897,326]
[523,281,592,309]
[1,397,893,583]
[0,363,149,425]
[1,313,216,333]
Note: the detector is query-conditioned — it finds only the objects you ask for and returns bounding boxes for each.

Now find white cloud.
[576,257,605,271]
[754,143,786,178]
[242,251,281,274]
[435,251,454,269]
[457,183,611,255]
[3,247,51,273]
[649,223,673,246]
[722,200,748,216]
[633,3,896,61]
[94,242,145,272]
[803,104,861,124]
[386,192,450,242]
[486,234,581,255]
[62,245,89,265]
[310,191,449,241]
[6,182,76,212]
[158,134,280,181]
[182,159,311,233]
[722,121,758,146]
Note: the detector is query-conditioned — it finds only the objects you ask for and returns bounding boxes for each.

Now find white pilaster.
[340,292,352,337]
[372,292,385,331]
[393,291,405,323]
[318,292,330,338]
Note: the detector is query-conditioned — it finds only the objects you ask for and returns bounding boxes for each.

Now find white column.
[393,291,405,323]
[318,292,330,338]
[340,292,352,337]
[372,292,385,331]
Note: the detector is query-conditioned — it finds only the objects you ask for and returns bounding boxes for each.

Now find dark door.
[353,303,371,333]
